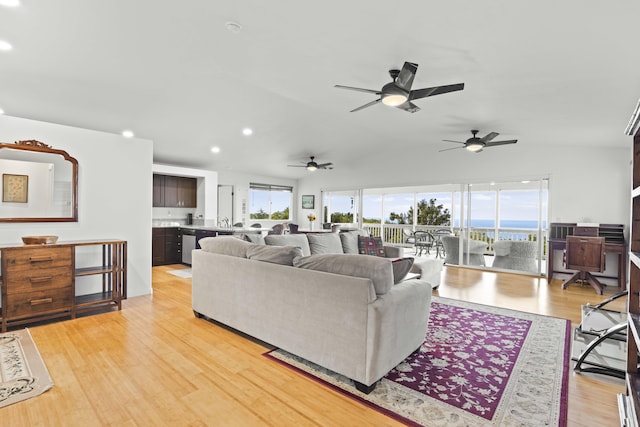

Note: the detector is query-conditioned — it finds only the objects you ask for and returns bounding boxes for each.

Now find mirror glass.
[0,140,78,222]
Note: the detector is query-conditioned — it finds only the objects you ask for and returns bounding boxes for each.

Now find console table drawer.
[5,288,73,318]
[4,247,73,272]
[4,266,72,295]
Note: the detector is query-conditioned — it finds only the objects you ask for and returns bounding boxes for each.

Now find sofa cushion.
[307,233,344,255]
[391,257,415,284]
[358,236,386,257]
[199,236,254,258]
[264,234,311,256]
[246,244,303,266]
[339,230,369,254]
[293,254,394,295]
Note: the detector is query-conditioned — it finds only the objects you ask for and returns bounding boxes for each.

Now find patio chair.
[492,240,538,273]
[442,235,486,266]
[403,229,415,245]
[268,224,285,235]
[413,231,434,256]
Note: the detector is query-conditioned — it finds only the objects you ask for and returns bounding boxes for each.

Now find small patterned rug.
[265,296,570,426]
[0,328,53,408]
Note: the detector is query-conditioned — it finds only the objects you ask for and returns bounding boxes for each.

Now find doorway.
[217,185,234,226]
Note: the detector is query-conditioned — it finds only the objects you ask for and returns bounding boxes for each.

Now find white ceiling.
[1,1,639,179]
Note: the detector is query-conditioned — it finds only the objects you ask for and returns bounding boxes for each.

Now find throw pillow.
[307,233,343,255]
[264,234,311,256]
[244,233,266,245]
[246,245,303,266]
[199,236,254,258]
[391,257,415,284]
[357,235,386,257]
[293,253,394,295]
[339,230,369,254]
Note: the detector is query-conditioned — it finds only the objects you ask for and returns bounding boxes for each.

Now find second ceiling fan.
[335,61,464,113]
[441,130,518,153]
[288,156,333,171]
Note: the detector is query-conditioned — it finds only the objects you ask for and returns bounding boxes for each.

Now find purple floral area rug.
[265,296,570,427]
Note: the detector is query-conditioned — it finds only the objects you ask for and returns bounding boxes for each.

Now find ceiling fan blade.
[316,162,333,168]
[396,101,420,113]
[395,62,418,91]
[485,140,518,147]
[287,165,308,167]
[442,139,465,144]
[350,98,382,112]
[334,85,380,95]
[480,132,499,143]
[439,146,464,152]
[409,83,465,100]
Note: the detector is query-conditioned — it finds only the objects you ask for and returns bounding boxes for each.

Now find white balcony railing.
[361,223,548,257]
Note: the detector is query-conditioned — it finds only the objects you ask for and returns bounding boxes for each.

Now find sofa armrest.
[410,258,444,289]
[383,246,403,258]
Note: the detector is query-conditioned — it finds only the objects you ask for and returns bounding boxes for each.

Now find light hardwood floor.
[4,265,626,426]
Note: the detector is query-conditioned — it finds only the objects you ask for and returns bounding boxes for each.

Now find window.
[249,183,292,220]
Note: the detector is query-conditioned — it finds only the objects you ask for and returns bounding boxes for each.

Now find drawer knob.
[30,298,53,306]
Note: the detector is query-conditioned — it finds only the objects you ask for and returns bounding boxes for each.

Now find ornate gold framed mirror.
[0,140,78,222]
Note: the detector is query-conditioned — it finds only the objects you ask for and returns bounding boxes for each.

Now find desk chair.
[561,236,606,294]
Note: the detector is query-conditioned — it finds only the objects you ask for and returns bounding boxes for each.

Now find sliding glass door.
[460,179,548,273]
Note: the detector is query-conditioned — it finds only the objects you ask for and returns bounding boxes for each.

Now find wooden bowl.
[22,235,59,245]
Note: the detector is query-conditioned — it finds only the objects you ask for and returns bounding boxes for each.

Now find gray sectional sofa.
[192,231,439,393]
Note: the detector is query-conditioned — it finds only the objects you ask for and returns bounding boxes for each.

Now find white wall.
[217,170,297,227]
[0,115,153,298]
[152,164,218,222]
[295,144,631,234]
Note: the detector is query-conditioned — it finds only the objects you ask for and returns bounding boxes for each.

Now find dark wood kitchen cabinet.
[153,174,197,208]
[152,227,181,266]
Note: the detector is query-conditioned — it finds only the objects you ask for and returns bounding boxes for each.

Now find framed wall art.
[2,174,28,203]
[301,195,315,209]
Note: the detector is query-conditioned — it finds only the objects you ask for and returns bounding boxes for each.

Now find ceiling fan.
[288,156,333,171]
[334,61,464,113]
[440,130,518,153]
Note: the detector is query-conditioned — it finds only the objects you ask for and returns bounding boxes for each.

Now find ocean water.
[453,219,546,229]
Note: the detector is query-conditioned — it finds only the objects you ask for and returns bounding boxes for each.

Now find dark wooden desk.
[547,223,626,290]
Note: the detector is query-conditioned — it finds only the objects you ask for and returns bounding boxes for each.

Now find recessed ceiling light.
[122,130,134,138]
[211,146,221,153]
[0,41,13,51]
[242,128,253,136]
[0,0,20,7]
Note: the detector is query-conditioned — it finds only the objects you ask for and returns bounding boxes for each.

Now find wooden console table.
[0,239,127,332]
[547,223,626,290]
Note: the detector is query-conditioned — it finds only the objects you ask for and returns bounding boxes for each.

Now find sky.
[329,189,548,225]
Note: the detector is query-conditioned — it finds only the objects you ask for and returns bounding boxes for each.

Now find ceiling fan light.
[466,143,484,152]
[382,94,407,107]
[306,165,318,171]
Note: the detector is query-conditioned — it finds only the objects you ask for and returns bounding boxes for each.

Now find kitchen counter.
[152,221,269,233]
